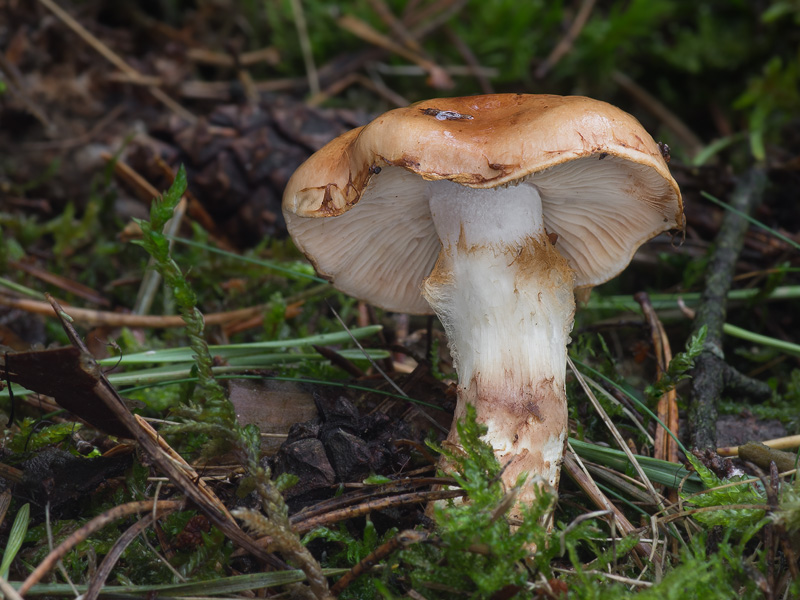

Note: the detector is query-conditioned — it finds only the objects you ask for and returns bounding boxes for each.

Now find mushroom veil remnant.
[282,94,684,517]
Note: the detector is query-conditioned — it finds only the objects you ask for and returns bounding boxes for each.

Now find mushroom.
[282,94,683,517]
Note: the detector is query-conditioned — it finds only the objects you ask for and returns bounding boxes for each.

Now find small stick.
[312,344,365,378]
[338,14,453,89]
[717,434,800,457]
[292,489,464,534]
[186,46,280,67]
[369,0,423,52]
[444,25,493,94]
[21,104,126,151]
[83,504,181,600]
[612,70,703,157]
[309,0,463,97]
[106,154,228,245]
[568,356,664,510]
[0,577,24,600]
[9,260,109,306]
[307,72,409,108]
[408,0,469,39]
[562,450,655,564]
[331,530,428,594]
[290,477,450,522]
[0,284,326,328]
[356,73,410,107]
[179,78,303,101]
[0,53,54,135]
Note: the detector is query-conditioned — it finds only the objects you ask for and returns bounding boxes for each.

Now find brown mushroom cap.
[283,94,684,314]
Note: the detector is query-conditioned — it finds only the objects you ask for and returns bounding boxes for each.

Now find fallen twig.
[331,529,428,595]
[562,450,656,565]
[717,434,800,457]
[11,296,286,567]
[0,285,323,329]
[369,0,424,53]
[568,356,664,510]
[612,70,703,157]
[688,169,767,450]
[292,489,464,534]
[337,14,453,89]
[0,576,24,600]
[8,260,109,306]
[444,25,493,94]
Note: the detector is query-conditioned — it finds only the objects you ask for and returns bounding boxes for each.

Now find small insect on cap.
[282,94,683,313]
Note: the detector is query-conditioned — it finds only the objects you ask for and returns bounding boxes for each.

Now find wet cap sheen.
[283,94,684,314]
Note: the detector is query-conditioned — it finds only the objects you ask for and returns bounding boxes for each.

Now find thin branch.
[612,70,703,156]
[535,0,597,78]
[0,284,327,328]
[688,169,767,449]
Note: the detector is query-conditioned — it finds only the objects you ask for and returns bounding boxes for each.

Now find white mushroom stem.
[422,180,576,514]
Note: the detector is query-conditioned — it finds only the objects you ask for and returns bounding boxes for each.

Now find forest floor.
[1,1,799,599]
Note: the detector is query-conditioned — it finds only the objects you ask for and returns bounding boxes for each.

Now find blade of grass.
[15,569,349,597]
[0,350,388,398]
[584,377,654,445]
[569,439,702,493]
[569,356,689,457]
[701,190,800,252]
[103,352,388,387]
[585,285,800,312]
[98,325,384,366]
[691,132,747,167]
[0,504,29,580]
[0,277,46,299]
[2,371,444,410]
[165,234,328,283]
[226,348,390,365]
[722,323,800,357]
[327,304,450,435]
[568,356,664,509]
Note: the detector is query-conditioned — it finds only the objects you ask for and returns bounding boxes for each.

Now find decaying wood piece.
[688,169,766,450]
